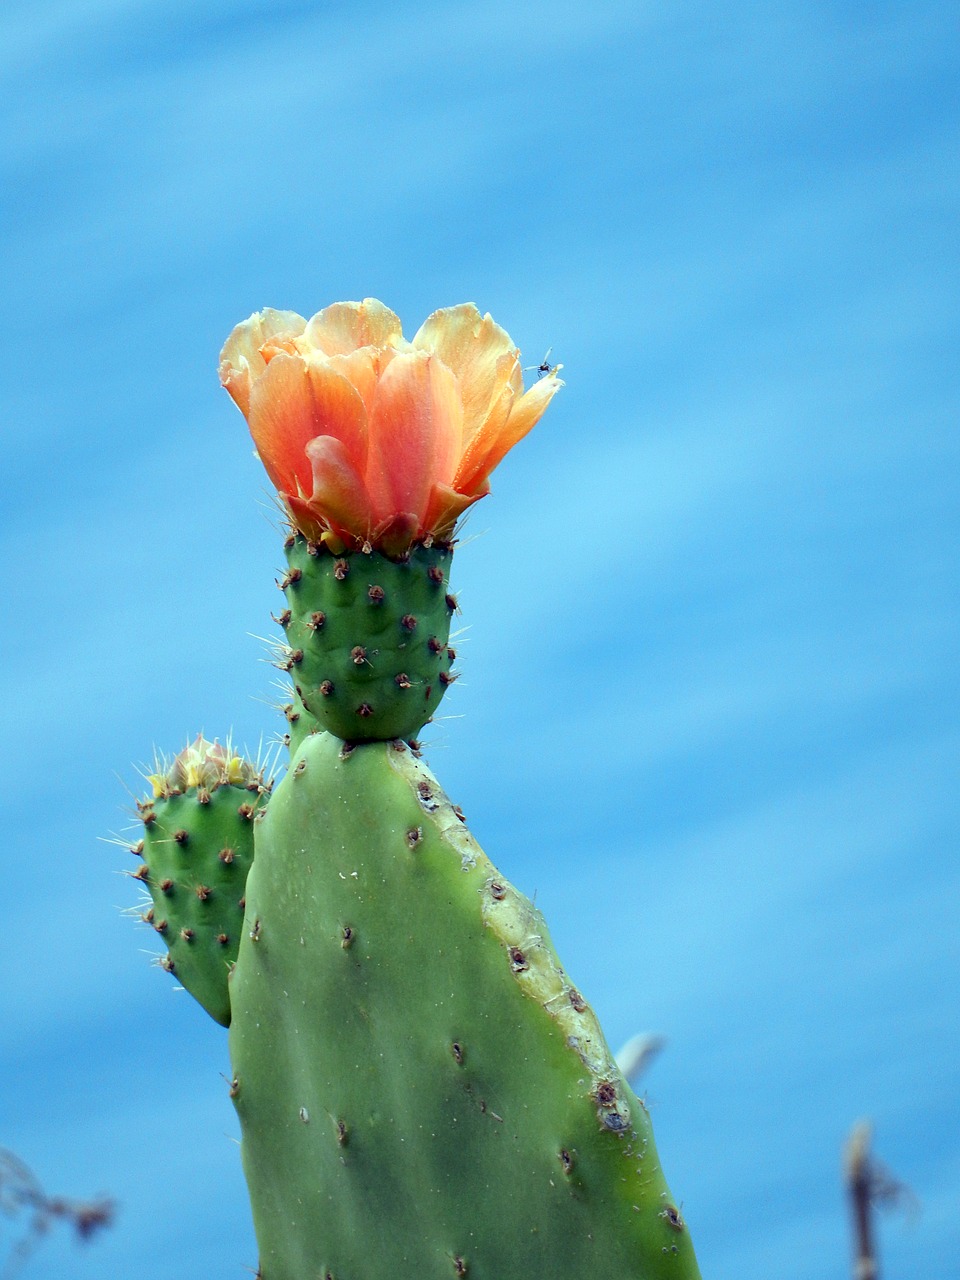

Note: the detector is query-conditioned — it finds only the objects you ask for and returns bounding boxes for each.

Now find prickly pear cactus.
[132,737,269,1025]
[229,733,700,1278]
[276,533,458,743]
[120,299,701,1279]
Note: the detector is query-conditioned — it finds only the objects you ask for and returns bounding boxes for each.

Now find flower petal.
[323,347,383,420]
[422,482,485,540]
[412,304,520,439]
[453,369,563,495]
[303,436,377,544]
[304,299,408,357]
[365,351,464,529]
[285,493,327,544]
[247,353,369,498]
[371,512,421,559]
[219,309,307,417]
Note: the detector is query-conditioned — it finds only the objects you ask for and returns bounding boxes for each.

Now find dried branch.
[0,1147,114,1279]
[844,1121,919,1280]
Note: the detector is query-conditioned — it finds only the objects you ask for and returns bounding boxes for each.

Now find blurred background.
[2,1,957,1276]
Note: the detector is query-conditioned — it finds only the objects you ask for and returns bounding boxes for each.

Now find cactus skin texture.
[277,533,457,743]
[135,744,268,1026]
[229,733,701,1279]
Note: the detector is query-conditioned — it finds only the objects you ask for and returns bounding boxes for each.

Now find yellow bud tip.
[225,757,246,786]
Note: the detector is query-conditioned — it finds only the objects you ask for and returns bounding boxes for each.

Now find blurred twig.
[844,1121,918,1280]
[0,1147,114,1279]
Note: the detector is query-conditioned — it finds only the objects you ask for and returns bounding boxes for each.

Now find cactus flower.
[219,300,562,554]
[146,734,261,798]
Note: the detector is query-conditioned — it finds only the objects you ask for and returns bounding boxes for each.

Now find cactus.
[123,299,701,1277]
[277,533,457,743]
[230,733,698,1278]
[132,737,269,1025]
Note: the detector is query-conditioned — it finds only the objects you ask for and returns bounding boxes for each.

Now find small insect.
[525,347,558,379]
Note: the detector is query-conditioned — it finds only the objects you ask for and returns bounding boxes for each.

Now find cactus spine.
[122,300,700,1277]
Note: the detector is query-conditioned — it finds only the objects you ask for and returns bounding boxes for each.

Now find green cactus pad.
[137,779,265,1026]
[229,734,701,1279]
[276,534,457,743]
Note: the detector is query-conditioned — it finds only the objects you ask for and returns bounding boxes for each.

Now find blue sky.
[2,1,958,1276]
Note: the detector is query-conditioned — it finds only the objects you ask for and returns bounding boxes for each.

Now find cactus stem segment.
[227,735,700,1278]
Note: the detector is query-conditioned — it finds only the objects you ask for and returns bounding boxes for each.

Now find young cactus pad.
[228,733,701,1279]
[133,737,269,1026]
[277,533,457,743]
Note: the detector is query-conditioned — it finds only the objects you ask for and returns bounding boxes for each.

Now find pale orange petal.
[303,299,408,357]
[422,482,485,541]
[412,304,520,438]
[453,370,562,495]
[504,347,525,397]
[218,309,307,417]
[371,512,420,558]
[247,353,368,498]
[324,347,381,420]
[303,436,376,543]
[454,375,514,486]
[285,493,327,544]
[365,351,464,528]
[260,335,302,362]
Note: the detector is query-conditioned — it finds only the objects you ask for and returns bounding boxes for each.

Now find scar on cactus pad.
[123,300,700,1278]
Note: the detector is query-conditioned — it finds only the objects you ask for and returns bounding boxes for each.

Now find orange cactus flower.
[219,299,562,554]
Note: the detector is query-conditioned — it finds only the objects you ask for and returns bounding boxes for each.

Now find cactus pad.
[228,734,701,1279]
[276,534,457,743]
[133,738,269,1025]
